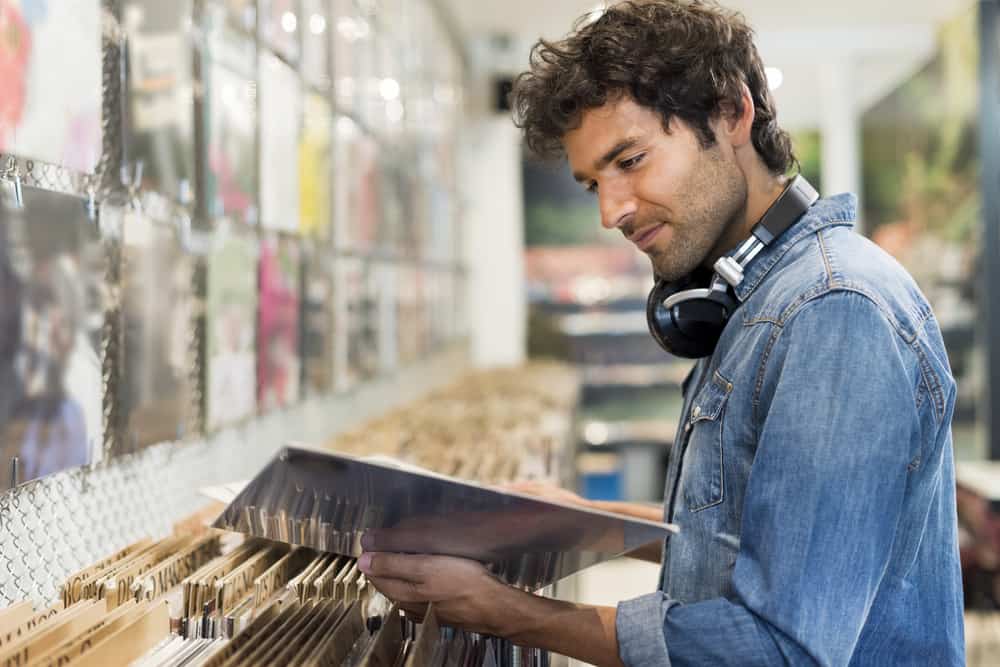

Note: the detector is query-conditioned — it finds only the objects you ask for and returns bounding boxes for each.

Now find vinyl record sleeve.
[201,16,257,226]
[213,446,676,590]
[122,0,196,203]
[301,250,334,396]
[299,94,331,239]
[257,236,301,412]
[0,0,102,172]
[259,52,301,232]
[0,186,105,490]
[119,209,192,452]
[205,227,257,430]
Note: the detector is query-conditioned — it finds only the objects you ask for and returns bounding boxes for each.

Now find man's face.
[564,97,747,281]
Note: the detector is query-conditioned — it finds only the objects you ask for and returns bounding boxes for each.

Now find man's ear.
[715,82,755,149]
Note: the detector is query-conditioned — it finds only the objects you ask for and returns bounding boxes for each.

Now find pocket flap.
[689,371,733,423]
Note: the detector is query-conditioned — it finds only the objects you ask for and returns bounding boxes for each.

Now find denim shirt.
[616,194,965,666]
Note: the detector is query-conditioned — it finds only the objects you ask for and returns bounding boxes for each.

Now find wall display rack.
[0,0,471,620]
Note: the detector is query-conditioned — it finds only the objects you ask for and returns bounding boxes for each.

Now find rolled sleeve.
[616,592,674,666]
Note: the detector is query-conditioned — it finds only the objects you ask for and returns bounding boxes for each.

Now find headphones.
[646,174,820,359]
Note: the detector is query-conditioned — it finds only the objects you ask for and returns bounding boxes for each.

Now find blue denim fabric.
[616,194,965,666]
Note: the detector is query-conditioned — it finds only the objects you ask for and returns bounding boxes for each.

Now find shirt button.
[692,406,701,418]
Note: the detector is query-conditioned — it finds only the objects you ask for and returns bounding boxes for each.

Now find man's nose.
[599,183,637,231]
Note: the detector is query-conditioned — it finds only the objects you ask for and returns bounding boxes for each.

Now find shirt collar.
[733,193,858,302]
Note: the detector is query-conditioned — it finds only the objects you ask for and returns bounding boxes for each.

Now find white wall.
[459,116,527,367]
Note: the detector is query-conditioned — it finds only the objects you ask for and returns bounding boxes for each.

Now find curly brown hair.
[510,0,795,174]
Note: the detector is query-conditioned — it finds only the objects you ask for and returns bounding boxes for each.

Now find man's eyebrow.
[572,137,641,183]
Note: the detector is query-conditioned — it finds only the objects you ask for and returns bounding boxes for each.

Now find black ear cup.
[646,279,737,359]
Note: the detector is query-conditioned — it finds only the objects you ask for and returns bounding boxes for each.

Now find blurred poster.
[123,0,196,203]
[0,0,102,172]
[259,52,301,232]
[301,249,333,395]
[861,6,982,458]
[0,187,105,490]
[205,227,257,430]
[257,236,301,412]
[202,12,257,225]
[260,0,298,62]
[120,209,191,452]
[299,94,331,238]
[301,0,329,89]
[379,161,408,253]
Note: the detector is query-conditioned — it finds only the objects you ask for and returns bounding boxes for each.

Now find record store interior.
[0,0,999,665]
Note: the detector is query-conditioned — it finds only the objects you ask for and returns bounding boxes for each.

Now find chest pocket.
[681,370,733,512]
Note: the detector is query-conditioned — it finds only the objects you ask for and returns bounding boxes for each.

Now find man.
[359,1,966,664]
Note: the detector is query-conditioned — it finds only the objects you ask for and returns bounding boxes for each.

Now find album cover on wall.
[301,0,329,89]
[119,209,192,452]
[0,0,102,172]
[259,0,298,62]
[300,249,334,396]
[123,0,196,203]
[337,257,378,389]
[202,15,257,226]
[257,236,301,412]
[0,186,106,491]
[259,52,301,232]
[205,227,257,430]
[299,94,331,239]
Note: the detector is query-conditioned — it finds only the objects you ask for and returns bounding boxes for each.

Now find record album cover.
[122,0,196,203]
[0,186,105,490]
[259,52,301,232]
[0,0,102,172]
[257,236,301,411]
[205,228,257,429]
[119,209,192,452]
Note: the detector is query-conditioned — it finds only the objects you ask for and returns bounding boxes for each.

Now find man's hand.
[358,550,506,633]
[358,546,625,667]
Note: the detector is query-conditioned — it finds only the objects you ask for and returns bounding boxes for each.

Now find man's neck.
[705,170,788,269]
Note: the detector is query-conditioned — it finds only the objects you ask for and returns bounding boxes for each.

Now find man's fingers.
[367,575,427,603]
[359,552,427,582]
[398,602,428,623]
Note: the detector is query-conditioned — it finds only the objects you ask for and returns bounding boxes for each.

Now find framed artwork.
[257,235,301,412]
[202,14,257,225]
[0,0,102,172]
[205,226,257,430]
[119,209,192,452]
[123,0,196,203]
[301,0,329,90]
[300,247,333,395]
[259,0,299,63]
[299,93,331,239]
[259,51,301,232]
[0,186,106,490]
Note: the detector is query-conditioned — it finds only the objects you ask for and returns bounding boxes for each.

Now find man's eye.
[619,154,644,170]
[585,182,598,195]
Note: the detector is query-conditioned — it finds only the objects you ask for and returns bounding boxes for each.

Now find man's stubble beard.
[648,148,747,282]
